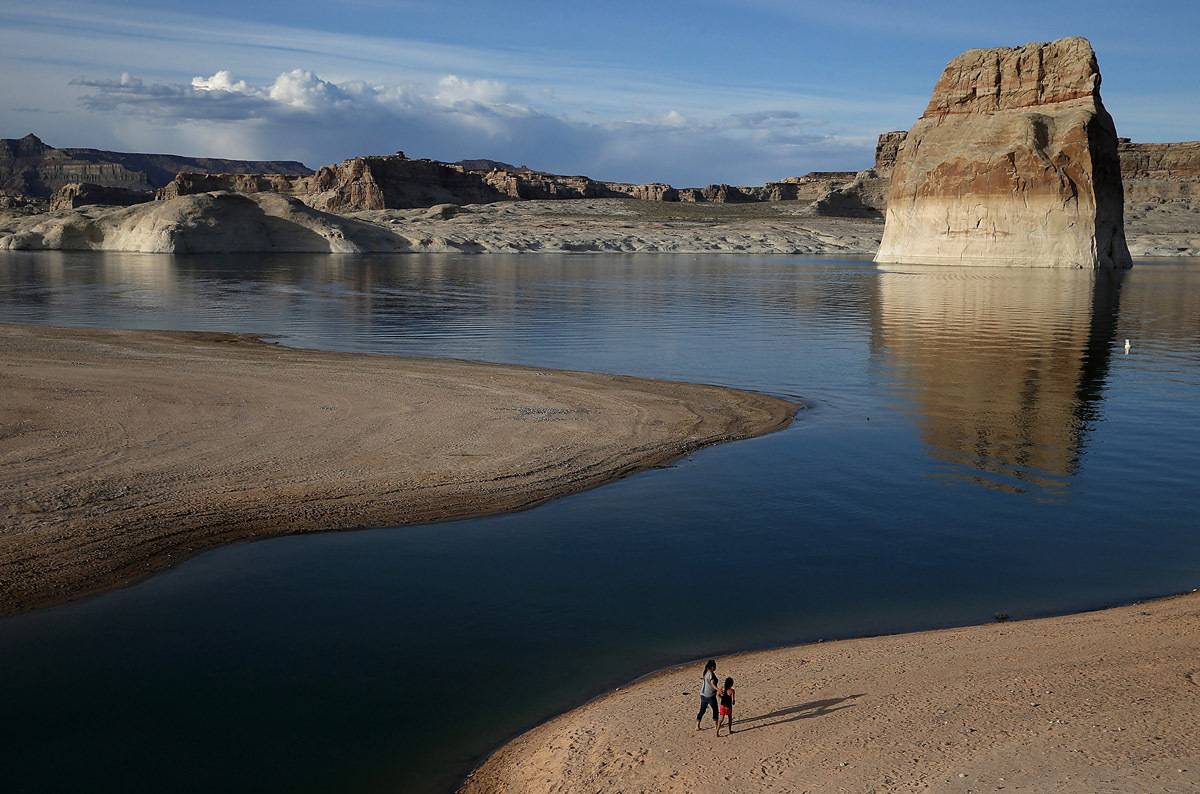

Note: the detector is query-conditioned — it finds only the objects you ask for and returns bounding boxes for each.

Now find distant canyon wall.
[130,136,1200,220]
[1117,140,1200,179]
[13,129,1200,222]
[153,154,867,213]
[0,134,312,201]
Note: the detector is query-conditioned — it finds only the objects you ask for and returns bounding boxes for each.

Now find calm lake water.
[1,252,1198,793]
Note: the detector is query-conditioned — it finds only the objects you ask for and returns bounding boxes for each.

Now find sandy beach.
[0,323,795,616]
[463,591,1200,794]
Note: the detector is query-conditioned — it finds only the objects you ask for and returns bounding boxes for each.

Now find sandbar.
[463,591,1200,793]
[0,323,795,616]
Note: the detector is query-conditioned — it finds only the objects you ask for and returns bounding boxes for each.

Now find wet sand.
[0,324,795,617]
[463,591,1200,794]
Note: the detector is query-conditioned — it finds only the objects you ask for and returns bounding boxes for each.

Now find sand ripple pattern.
[0,324,794,615]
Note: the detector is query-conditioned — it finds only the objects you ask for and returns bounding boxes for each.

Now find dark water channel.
[1,253,1198,793]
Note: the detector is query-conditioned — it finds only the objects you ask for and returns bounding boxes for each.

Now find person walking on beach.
[716,676,736,737]
[696,659,719,732]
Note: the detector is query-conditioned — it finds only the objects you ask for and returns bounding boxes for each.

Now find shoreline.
[0,323,796,617]
[2,195,1196,256]
[462,589,1200,794]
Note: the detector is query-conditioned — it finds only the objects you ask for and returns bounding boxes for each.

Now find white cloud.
[267,70,354,112]
[192,71,253,94]
[435,75,525,106]
[75,69,537,123]
[638,110,690,129]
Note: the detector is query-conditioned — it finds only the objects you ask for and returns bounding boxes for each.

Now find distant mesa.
[0,133,312,201]
[454,158,519,172]
[0,134,890,218]
[1117,139,1200,179]
[876,36,1132,268]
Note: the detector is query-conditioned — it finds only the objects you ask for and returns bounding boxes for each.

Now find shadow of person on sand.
[734,694,863,733]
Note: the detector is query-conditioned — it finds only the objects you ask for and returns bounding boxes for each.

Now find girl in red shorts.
[716,677,736,736]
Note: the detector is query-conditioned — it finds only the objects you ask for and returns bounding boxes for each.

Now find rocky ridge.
[154,153,865,213]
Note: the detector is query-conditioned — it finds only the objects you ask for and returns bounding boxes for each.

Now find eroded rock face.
[876,37,1131,268]
[51,182,153,211]
[1118,140,1200,179]
[874,132,907,175]
[154,172,311,201]
[810,173,889,218]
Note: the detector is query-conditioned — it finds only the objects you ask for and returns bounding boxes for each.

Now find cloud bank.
[70,69,875,185]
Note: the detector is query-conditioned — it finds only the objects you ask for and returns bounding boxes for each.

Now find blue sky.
[1,0,1197,185]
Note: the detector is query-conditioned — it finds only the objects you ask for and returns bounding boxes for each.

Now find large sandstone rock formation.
[876,37,1131,268]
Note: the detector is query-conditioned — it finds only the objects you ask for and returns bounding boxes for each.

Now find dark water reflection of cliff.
[1,252,1199,794]
[870,266,1127,494]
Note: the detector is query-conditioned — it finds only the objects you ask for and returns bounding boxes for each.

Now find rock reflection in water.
[872,265,1124,494]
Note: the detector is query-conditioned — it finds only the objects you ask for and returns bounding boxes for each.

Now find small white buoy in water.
[1124,338,1131,354]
